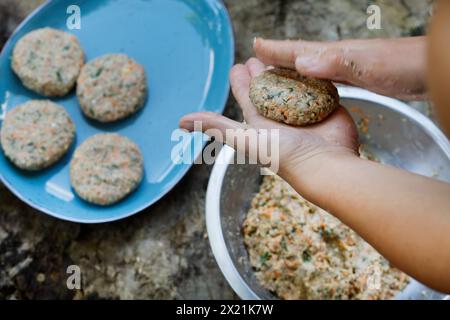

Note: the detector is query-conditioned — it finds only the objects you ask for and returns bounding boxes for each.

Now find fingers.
[180,111,248,133]
[294,47,356,83]
[245,57,266,77]
[179,112,260,160]
[254,37,362,85]
[229,64,260,119]
[254,38,300,69]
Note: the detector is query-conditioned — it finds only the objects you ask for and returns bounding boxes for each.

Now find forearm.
[428,1,450,136]
[283,154,450,293]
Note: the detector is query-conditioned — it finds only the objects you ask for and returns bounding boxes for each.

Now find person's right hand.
[254,37,427,100]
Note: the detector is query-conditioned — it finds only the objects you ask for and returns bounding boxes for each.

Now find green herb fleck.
[260,252,270,265]
[93,67,103,78]
[56,70,63,82]
[302,249,312,262]
[280,237,287,251]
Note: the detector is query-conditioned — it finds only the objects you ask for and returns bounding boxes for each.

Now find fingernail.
[253,37,263,46]
[179,119,194,132]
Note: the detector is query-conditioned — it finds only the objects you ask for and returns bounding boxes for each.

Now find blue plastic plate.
[0,0,234,223]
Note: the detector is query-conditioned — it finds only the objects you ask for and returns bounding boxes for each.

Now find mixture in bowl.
[243,174,409,300]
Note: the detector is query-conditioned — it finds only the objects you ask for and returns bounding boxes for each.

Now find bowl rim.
[206,86,450,300]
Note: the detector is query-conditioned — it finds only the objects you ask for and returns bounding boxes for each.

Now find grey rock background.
[0,0,432,299]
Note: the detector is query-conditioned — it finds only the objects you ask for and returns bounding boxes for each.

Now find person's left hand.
[179,58,359,180]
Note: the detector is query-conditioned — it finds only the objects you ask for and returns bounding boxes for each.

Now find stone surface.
[0,0,432,299]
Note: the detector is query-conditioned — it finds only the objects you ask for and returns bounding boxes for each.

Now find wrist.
[279,147,360,200]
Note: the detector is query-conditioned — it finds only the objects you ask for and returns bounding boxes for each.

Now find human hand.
[254,37,427,100]
[179,58,359,181]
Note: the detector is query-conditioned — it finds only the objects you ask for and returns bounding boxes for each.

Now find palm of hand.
[233,59,359,173]
[180,58,359,175]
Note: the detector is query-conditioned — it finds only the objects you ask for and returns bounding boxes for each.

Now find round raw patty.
[12,28,85,97]
[0,100,76,170]
[76,54,147,122]
[70,134,144,206]
[249,68,339,126]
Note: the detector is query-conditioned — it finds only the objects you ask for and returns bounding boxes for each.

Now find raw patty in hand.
[70,134,144,206]
[249,68,339,126]
[76,54,147,122]
[0,100,76,170]
[12,28,84,97]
